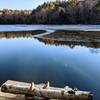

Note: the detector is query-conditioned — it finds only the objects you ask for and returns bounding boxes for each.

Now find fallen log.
[1,80,93,100]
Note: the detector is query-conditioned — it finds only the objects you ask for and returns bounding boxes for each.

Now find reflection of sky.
[0,0,56,10]
[0,38,100,100]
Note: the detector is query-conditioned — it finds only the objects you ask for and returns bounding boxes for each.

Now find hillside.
[0,0,100,24]
[0,9,32,24]
[31,0,100,24]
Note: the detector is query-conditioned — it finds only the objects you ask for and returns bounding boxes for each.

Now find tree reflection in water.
[0,30,45,39]
[90,49,99,54]
[0,30,100,53]
[35,30,100,50]
[36,38,100,49]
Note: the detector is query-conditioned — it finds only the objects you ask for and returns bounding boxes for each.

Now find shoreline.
[0,25,100,32]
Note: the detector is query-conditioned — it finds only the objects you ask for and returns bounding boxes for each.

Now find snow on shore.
[0,25,100,32]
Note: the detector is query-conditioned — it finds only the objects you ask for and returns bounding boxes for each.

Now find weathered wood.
[0,88,25,100]
[1,80,93,100]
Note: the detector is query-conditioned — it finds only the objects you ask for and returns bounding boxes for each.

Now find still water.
[0,31,100,100]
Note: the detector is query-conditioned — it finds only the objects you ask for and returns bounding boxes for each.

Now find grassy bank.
[44,30,100,39]
[43,30,100,43]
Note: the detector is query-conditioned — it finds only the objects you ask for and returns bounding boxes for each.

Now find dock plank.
[0,80,30,100]
[4,80,30,86]
[0,88,25,100]
[0,80,47,100]
[0,80,92,100]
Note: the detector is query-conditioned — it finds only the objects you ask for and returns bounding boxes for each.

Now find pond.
[0,25,100,100]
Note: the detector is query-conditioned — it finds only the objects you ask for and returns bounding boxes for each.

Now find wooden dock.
[0,80,33,100]
[0,80,93,100]
[0,88,25,100]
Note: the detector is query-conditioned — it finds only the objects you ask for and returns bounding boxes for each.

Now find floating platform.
[0,80,93,100]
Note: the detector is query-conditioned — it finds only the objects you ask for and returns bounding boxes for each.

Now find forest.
[0,9,32,24]
[0,0,100,24]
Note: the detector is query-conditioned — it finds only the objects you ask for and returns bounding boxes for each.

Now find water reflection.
[36,38,100,49]
[38,30,100,49]
[0,30,45,39]
[90,48,100,54]
[0,31,33,38]
[0,31,100,54]
[0,31,100,100]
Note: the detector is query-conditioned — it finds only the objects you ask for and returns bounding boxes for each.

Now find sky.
[0,0,57,10]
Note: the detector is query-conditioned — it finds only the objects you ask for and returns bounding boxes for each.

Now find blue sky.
[0,0,57,10]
